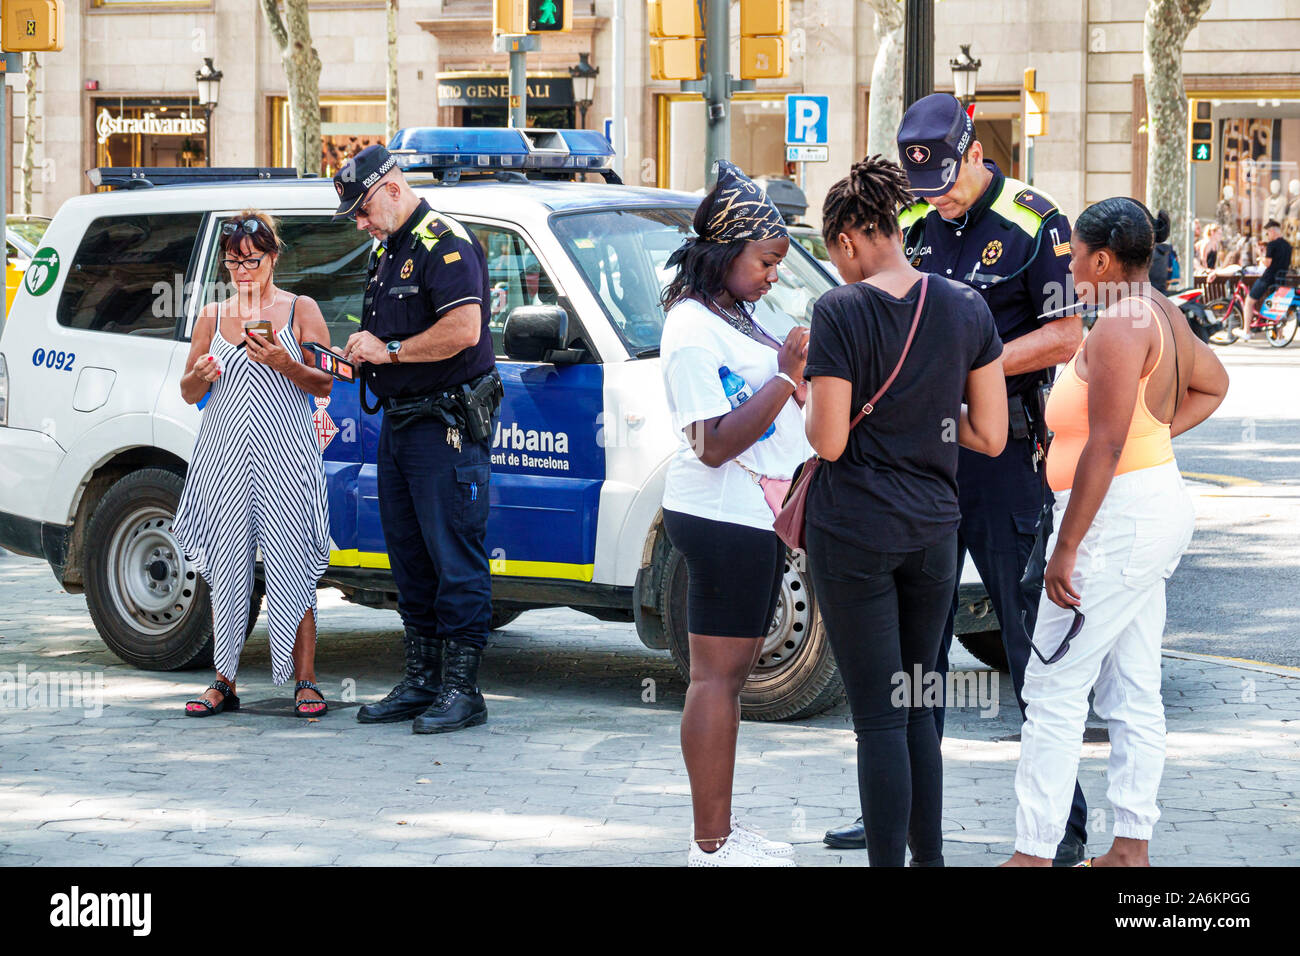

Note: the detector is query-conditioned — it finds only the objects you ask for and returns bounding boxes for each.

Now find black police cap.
[332,144,399,220]
[897,93,975,198]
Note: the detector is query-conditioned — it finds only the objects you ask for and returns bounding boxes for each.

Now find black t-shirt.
[362,199,495,400]
[804,277,1003,551]
[1262,236,1293,285]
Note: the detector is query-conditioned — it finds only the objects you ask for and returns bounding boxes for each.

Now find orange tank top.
[1044,297,1178,493]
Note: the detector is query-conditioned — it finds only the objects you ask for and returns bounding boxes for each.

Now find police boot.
[412,639,488,734]
[356,629,443,723]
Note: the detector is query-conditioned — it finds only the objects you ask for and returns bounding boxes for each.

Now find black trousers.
[941,434,1088,846]
[808,525,957,867]
[377,415,492,649]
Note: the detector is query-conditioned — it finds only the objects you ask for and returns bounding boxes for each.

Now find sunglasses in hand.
[1021,607,1084,665]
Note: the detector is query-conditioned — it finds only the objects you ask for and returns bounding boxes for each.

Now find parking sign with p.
[786,94,828,146]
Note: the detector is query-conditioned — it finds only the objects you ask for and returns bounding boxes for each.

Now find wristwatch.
[386,340,401,364]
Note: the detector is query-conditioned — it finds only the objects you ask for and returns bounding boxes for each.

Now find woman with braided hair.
[803,155,1009,866]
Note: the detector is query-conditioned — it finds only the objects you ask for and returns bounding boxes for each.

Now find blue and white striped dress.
[174,295,331,685]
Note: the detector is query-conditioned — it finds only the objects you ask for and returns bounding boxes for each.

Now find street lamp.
[949,45,981,108]
[568,52,599,129]
[195,58,222,167]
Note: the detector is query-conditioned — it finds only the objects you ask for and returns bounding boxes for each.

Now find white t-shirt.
[660,298,813,531]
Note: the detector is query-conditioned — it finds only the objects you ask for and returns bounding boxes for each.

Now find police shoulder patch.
[1013,187,1058,220]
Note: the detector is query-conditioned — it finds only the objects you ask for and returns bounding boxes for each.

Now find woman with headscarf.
[659,160,809,866]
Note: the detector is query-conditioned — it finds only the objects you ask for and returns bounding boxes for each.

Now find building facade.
[6,0,1300,248]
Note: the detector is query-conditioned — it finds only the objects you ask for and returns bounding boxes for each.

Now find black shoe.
[357,630,443,723]
[1053,834,1087,867]
[412,639,488,734]
[823,817,866,849]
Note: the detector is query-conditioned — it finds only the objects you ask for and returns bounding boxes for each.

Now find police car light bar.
[388,127,619,182]
[86,167,300,189]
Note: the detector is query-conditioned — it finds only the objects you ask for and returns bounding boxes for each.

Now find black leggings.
[807,525,958,867]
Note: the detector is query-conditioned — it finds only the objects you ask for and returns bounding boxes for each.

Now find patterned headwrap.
[665,160,787,274]
[700,160,788,243]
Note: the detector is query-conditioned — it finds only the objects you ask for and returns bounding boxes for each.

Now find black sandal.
[185,679,240,717]
[294,679,328,718]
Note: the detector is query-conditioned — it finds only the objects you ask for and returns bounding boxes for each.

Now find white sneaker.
[688,831,795,866]
[729,814,795,858]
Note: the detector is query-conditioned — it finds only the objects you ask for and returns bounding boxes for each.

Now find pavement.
[1,543,1298,867]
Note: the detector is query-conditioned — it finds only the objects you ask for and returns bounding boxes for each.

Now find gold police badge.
[981,240,1003,267]
[400,258,414,279]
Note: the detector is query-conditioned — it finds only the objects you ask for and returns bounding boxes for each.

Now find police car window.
[57,213,203,338]
[552,207,832,354]
[467,223,560,358]
[191,215,370,346]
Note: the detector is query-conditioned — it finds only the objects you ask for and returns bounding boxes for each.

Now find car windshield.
[551,206,835,355]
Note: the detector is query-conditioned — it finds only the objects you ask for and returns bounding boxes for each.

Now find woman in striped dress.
[174,210,334,718]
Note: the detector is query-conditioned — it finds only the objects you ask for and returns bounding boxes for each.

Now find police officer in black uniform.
[335,145,502,734]
[823,94,1090,865]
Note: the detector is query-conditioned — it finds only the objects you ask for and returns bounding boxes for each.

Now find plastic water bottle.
[719,366,774,440]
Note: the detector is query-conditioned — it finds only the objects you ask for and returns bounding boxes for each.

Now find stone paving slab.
[1,549,1297,866]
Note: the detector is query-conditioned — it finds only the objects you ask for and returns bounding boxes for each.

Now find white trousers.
[1014,461,1196,858]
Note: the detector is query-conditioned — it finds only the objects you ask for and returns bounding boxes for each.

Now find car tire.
[83,468,261,671]
[956,630,1010,672]
[490,607,523,630]
[661,541,845,722]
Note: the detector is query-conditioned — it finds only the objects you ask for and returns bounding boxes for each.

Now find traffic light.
[527,0,571,33]
[2,0,64,53]
[1023,68,1049,138]
[493,0,525,35]
[1189,99,1213,164]
[648,0,704,81]
[739,0,787,79]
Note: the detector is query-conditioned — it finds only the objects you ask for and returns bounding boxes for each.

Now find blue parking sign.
[786,95,829,146]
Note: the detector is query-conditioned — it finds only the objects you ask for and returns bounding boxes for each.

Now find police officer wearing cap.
[336,145,502,734]
[822,94,1090,865]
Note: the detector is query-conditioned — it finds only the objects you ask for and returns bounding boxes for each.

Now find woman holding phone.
[174,210,335,718]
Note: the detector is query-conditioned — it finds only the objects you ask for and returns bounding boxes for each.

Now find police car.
[0,128,998,720]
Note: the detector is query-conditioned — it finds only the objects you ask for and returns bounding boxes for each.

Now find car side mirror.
[503,305,583,364]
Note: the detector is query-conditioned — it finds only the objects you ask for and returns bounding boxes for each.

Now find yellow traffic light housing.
[1023,68,1048,138]
[493,0,526,35]
[2,0,64,53]
[1188,99,1214,164]
[738,0,787,79]
[648,0,704,81]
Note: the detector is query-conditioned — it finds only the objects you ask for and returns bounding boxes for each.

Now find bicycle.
[1205,271,1299,348]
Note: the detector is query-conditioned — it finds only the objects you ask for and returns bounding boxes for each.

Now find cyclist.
[1243,220,1293,339]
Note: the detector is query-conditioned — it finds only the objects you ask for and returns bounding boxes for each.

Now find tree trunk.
[386,0,398,143]
[21,54,37,215]
[260,0,322,176]
[1144,0,1212,274]
[866,0,903,162]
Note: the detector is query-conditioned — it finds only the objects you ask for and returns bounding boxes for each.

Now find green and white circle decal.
[24,248,60,296]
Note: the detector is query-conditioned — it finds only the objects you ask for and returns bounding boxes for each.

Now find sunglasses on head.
[221,219,263,237]
[1021,607,1085,665]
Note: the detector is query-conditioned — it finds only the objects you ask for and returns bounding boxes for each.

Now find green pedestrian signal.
[528,0,566,30]
[1188,99,1214,164]
[1194,143,1210,161]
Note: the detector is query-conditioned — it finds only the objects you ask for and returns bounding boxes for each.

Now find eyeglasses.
[1022,607,1085,665]
[222,256,264,271]
[221,219,263,237]
[355,182,387,220]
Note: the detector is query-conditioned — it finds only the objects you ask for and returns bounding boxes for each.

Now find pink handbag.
[773,275,929,552]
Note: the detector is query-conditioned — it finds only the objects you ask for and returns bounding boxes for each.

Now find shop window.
[58,214,203,337]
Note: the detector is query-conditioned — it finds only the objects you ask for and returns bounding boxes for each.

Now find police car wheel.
[955,631,1011,672]
[83,468,261,671]
[490,607,523,630]
[663,546,846,722]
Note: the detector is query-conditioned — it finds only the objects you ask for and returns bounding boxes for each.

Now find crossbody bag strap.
[848,273,928,428]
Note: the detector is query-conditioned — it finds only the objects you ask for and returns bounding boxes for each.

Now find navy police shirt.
[900,161,1075,399]
[362,198,495,400]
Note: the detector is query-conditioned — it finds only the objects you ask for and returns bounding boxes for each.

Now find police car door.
[462,219,605,583]
[160,211,371,568]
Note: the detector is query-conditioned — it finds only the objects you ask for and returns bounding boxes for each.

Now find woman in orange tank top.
[1003,199,1228,869]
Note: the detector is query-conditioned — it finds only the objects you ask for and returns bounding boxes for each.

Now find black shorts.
[1250,277,1272,300]
[662,509,785,638]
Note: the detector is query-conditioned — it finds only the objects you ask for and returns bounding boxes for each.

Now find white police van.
[0,128,999,720]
